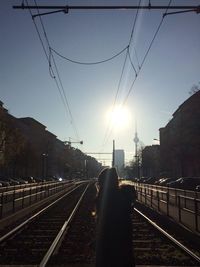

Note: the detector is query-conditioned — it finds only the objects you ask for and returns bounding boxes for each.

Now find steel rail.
[134,207,200,264]
[39,183,90,267]
[0,184,80,243]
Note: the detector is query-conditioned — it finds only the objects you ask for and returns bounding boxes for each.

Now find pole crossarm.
[13,4,200,18]
[64,141,83,145]
[13,4,200,11]
[85,152,112,155]
[32,9,68,18]
[163,7,200,17]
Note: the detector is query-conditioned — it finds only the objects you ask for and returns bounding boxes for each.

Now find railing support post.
[144,187,147,205]
[22,188,25,208]
[12,189,16,213]
[0,193,3,218]
[157,190,160,211]
[178,195,181,223]
[29,187,32,205]
[194,199,198,232]
[166,191,169,216]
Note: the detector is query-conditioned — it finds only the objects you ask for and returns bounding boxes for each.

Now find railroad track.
[0,181,95,266]
[47,180,97,266]
[0,181,199,266]
[132,208,200,266]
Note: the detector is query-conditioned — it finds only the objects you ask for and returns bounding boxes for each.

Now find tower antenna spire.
[133,121,140,179]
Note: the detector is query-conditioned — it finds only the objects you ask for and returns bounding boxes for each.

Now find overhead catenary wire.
[48,13,136,149]
[126,0,142,73]
[51,46,129,65]
[23,0,173,155]
[100,51,129,150]
[127,46,137,77]
[25,0,139,153]
[122,0,173,105]
[51,54,80,139]
[101,0,142,150]
[26,0,80,141]
[101,0,173,152]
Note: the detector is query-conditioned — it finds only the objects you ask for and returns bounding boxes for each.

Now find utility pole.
[112,140,115,167]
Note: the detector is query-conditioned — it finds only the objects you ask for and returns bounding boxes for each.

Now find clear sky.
[1,1,200,166]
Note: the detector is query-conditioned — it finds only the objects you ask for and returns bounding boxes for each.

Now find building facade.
[114,149,125,176]
[159,91,200,178]
[0,101,100,179]
[141,145,160,178]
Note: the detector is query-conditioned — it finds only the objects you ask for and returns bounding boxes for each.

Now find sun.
[106,105,131,131]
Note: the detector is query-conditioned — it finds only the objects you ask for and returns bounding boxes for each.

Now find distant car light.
[59,177,63,182]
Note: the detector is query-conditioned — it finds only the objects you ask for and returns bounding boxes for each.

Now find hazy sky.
[1,1,200,165]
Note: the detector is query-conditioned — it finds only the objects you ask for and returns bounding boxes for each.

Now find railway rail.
[132,206,200,266]
[0,181,93,266]
[0,181,199,266]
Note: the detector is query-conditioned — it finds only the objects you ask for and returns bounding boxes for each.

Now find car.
[167,177,200,191]
[34,177,45,183]
[136,177,149,183]
[15,178,28,184]
[22,176,36,183]
[0,180,10,187]
[144,177,158,184]
[155,177,175,186]
[195,185,200,192]
[8,179,20,186]
[45,176,57,182]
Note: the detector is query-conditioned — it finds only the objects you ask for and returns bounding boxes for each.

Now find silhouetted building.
[0,101,100,179]
[114,149,125,176]
[142,145,160,178]
[159,91,200,178]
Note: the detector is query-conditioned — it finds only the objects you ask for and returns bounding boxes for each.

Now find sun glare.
[106,105,131,131]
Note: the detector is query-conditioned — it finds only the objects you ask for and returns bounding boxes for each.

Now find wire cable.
[127,0,142,72]
[51,45,128,65]
[123,0,173,105]
[101,0,173,149]
[127,46,137,76]
[51,54,80,140]
[26,0,80,140]
[101,51,129,150]
[101,0,142,150]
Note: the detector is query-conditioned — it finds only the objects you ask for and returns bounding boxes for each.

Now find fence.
[0,180,74,219]
[134,183,200,234]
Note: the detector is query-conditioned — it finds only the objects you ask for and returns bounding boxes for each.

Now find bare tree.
[189,82,200,95]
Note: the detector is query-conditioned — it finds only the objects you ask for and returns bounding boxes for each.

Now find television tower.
[133,124,139,159]
[133,123,140,178]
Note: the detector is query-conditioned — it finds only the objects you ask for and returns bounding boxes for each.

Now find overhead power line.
[15,1,199,149]
[25,0,80,140]
[123,0,173,105]
[101,0,176,149]
[101,0,141,150]
[51,46,128,65]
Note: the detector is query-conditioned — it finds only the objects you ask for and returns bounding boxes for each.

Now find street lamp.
[64,139,83,146]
